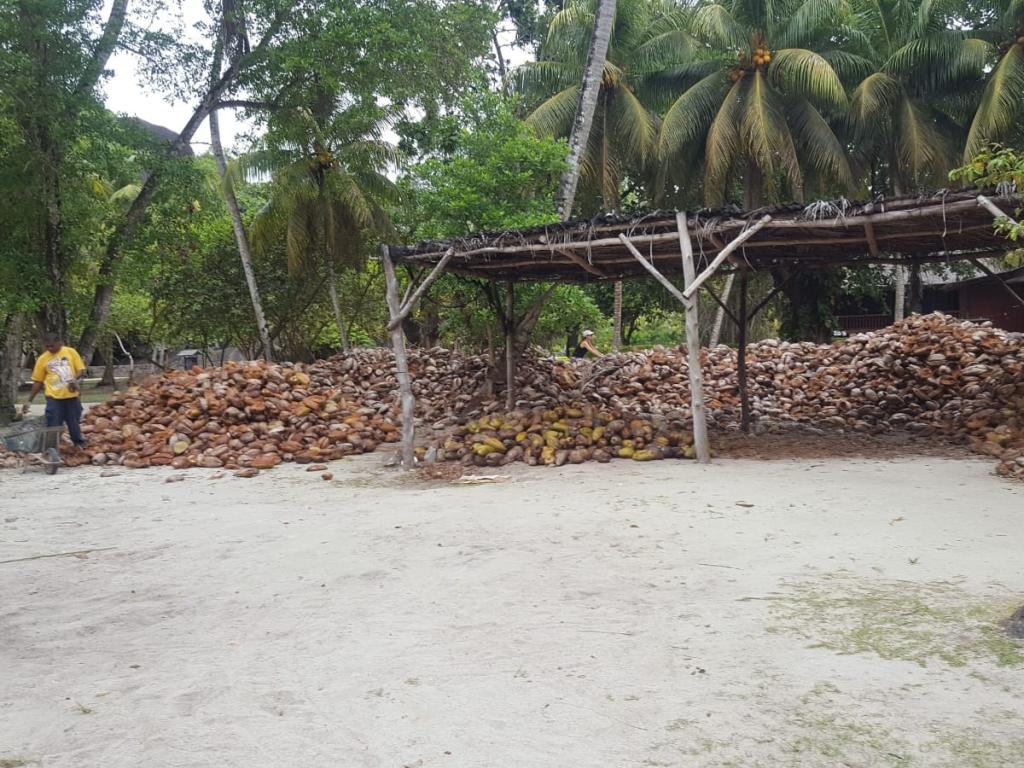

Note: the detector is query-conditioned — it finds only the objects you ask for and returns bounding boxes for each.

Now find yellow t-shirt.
[32,346,86,399]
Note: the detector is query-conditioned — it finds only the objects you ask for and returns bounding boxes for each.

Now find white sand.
[2,455,1023,767]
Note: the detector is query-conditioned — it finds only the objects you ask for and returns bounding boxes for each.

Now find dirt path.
[2,456,1022,767]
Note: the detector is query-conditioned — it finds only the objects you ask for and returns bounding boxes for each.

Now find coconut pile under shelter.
[381,191,1024,468]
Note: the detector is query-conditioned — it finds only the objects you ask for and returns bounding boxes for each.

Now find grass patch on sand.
[757,572,1023,669]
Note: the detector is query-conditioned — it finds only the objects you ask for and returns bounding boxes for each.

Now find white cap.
[582,330,594,337]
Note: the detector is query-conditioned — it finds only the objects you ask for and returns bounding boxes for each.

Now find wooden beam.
[386,248,454,330]
[557,248,606,277]
[863,203,881,257]
[749,269,799,320]
[968,258,1024,309]
[977,194,1020,224]
[702,282,739,328]
[381,245,417,469]
[677,212,710,464]
[682,215,772,299]
[617,234,688,304]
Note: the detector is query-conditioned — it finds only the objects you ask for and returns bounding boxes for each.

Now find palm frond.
[543,3,593,63]
[849,72,901,135]
[609,84,659,164]
[884,32,992,90]
[742,70,801,196]
[788,98,853,191]
[704,80,744,205]
[658,69,731,160]
[627,29,698,75]
[895,97,948,185]
[525,85,581,139]
[777,0,844,49]
[819,50,877,85]
[637,60,729,109]
[964,43,1024,160]
[769,48,848,111]
[690,4,746,50]
[517,60,584,99]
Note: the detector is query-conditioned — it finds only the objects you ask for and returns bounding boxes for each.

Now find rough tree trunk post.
[894,264,906,322]
[0,314,24,425]
[505,279,515,411]
[677,212,710,463]
[908,264,923,314]
[381,246,416,469]
[612,280,623,351]
[209,108,274,361]
[710,273,735,346]
[737,270,751,432]
[555,0,617,219]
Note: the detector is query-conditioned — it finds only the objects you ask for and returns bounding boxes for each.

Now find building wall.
[958,284,1024,332]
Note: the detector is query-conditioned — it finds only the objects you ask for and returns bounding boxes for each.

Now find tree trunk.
[908,264,923,314]
[209,108,274,361]
[612,280,623,351]
[77,8,289,362]
[710,273,734,346]
[325,259,351,353]
[0,314,24,426]
[894,265,907,321]
[744,162,764,210]
[555,0,616,219]
[99,336,116,387]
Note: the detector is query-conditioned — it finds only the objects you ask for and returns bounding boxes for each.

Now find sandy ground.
[2,455,1023,768]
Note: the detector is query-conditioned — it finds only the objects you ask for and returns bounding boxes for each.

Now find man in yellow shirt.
[24,333,88,448]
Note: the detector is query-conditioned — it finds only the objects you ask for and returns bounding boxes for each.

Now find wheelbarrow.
[1,417,65,474]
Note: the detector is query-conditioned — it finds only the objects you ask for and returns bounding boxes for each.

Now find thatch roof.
[387,191,1020,282]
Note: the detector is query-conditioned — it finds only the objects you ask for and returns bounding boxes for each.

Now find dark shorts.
[44,396,85,446]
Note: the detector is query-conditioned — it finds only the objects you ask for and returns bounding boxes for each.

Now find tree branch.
[74,0,129,98]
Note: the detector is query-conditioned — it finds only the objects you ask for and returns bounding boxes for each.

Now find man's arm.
[23,381,43,413]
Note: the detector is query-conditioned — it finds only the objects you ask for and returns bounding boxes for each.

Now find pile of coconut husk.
[69,362,399,471]
[14,312,1020,479]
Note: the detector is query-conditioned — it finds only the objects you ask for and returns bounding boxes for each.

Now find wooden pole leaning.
[381,245,417,469]
[617,223,710,463]
[677,212,711,463]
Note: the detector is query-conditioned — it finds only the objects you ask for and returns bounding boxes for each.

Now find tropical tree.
[848,0,989,194]
[520,0,694,211]
[963,0,1024,160]
[657,0,854,207]
[246,104,397,352]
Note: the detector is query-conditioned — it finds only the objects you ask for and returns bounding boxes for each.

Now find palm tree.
[520,0,694,211]
[657,0,854,207]
[848,0,989,193]
[963,0,1024,159]
[246,106,396,352]
[210,109,274,361]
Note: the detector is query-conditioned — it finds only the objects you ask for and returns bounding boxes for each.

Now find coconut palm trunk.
[325,259,351,353]
[612,280,623,351]
[710,273,735,346]
[209,109,274,361]
[555,0,617,220]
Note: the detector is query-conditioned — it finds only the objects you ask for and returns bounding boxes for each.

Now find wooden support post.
[505,279,515,411]
[677,212,710,463]
[737,270,751,433]
[618,229,710,463]
[381,245,417,469]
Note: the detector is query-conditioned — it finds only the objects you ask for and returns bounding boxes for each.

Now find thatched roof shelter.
[388,191,1020,282]
[380,190,1022,469]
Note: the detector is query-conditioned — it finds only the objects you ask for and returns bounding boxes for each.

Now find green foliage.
[952,146,1024,248]
[398,93,567,239]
